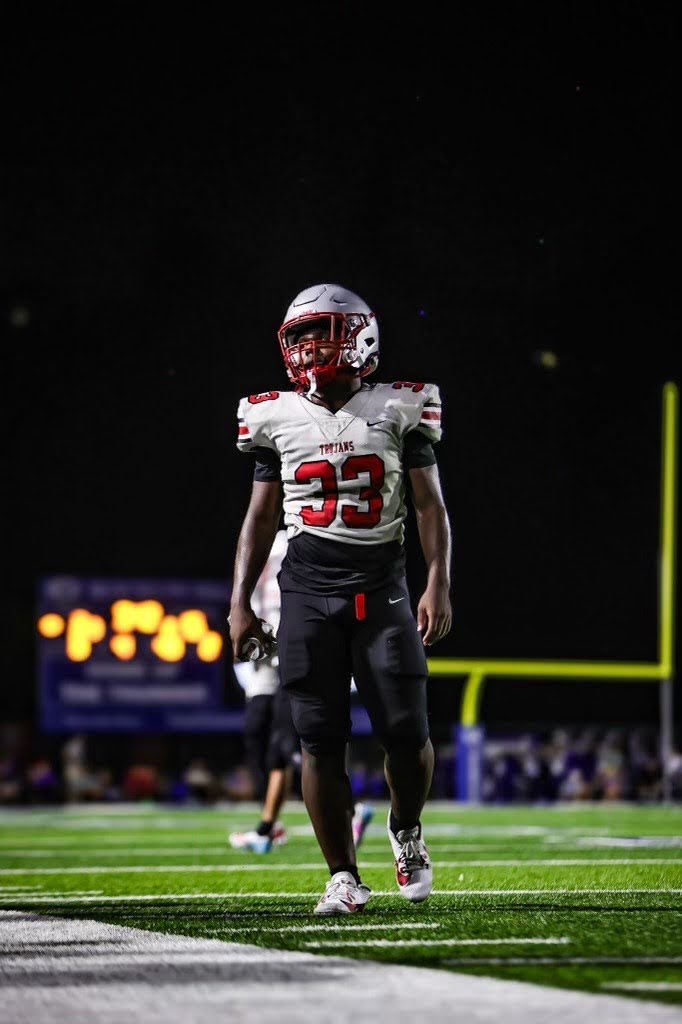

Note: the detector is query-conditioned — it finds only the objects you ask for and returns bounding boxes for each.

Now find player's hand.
[416,581,452,646]
[228,606,272,662]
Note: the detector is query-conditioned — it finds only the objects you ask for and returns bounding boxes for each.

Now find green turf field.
[1,802,680,1006]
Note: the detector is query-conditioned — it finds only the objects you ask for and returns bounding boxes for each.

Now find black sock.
[330,863,360,885]
[256,821,273,837]
[389,812,420,837]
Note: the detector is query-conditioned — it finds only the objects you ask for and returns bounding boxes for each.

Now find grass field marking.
[430,888,682,896]
[2,854,681,871]
[289,825,617,838]
[0,839,670,853]
[204,922,444,934]
[303,937,573,949]
[354,842,499,852]
[0,847,241,857]
[442,957,682,966]
[572,837,682,848]
[601,982,682,992]
[0,892,325,902]
[1,887,681,904]
[0,864,334,875]
[0,889,105,897]
[426,859,682,866]
[2,860,681,874]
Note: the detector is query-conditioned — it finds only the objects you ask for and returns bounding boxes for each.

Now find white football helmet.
[277,283,379,390]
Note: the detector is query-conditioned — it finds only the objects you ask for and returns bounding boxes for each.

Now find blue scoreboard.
[37,576,243,732]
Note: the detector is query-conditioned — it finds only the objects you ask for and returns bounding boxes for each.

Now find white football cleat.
[352,802,374,849]
[387,811,432,903]
[314,871,372,915]
[228,829,272,854]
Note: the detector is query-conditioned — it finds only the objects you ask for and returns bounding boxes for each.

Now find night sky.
[3,5,679,729]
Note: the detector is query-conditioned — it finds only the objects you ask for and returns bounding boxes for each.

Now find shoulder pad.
[380,381,442,442]
[236,392,282,453]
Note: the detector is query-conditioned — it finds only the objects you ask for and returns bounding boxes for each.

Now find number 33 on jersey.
[236,382,442,546]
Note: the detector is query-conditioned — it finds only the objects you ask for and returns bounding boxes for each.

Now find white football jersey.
[236,382,442,546]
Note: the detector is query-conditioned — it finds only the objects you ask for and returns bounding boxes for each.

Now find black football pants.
[277,579,429,757]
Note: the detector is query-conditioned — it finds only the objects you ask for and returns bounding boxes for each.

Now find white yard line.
[2,852,681,866]
[0,864,327,875]
[431,859,682,866]
[1,861,681,875]
[206,922,444,934]
[0,888,680,903]
[442,956,682,966]
[574,837,682,848]
[0,892,322,902]
[0,837,239,846]
[0,847,238,856]
[359,841,499,851]
[0,890,104,897]
[286,825,617,838]
[601,982,682,992]
[431,888,682,896]
[2,911,680,1024]
[304,937,572,949]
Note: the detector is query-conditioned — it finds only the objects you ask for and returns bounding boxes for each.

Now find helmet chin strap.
[306,368,323,397]
[305,363,344,394]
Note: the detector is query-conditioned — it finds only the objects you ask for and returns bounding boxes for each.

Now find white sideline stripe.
[2,851,682,867]
[576,837,682,848]
[0,843,534,855]
[206,922,444,934]
[432,889,682,896]
[4,913,680,1024]
[0,865,327,875]
[305,937,572,949]
[1,888,680,904]
[0,836,260,843]
[292,825,617,837]
[602,982,682,992]
[442,957,682,966]
[432,859,682,866]
[0,890,103,897]
[0,892,323,902]
[1,860,681,875]
[362,841,532,851]
[0,847,238,857]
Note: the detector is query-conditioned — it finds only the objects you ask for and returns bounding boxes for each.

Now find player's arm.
[229,479,283,661]
[408,463,452,646]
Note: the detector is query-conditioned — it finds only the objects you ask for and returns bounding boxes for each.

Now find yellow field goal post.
[426,382,678,802]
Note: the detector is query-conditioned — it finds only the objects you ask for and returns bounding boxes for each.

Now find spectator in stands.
[61,734,102,802]
[183,759,216,804]
[0,758,21,804]
[122,764,160,801]
[667,746,682,800]
[25,758,60,804]
[628,729,662,802]
[592,729,627,800]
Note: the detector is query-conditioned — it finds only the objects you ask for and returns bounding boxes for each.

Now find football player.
[229,283,452,914]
